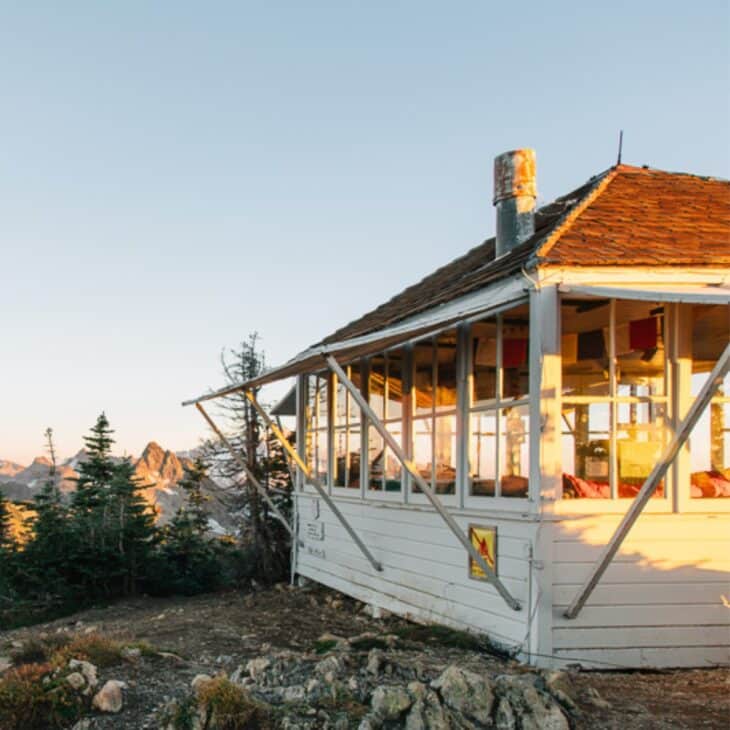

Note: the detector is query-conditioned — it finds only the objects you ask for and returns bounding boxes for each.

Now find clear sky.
[2,1,728,463]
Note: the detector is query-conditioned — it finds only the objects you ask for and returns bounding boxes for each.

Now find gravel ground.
[1,584,727,729]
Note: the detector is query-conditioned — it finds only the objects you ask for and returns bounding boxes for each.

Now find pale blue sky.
[2,1,728,463]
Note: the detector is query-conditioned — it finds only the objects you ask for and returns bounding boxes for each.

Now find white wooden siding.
[550,513,730,668]
[294,494,537,651]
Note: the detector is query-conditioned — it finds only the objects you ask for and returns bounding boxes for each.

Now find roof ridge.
[613,163,730,184]
[535,167,620,261]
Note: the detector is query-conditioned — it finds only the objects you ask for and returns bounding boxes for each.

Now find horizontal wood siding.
[551,513,730,669]
[294,496,536,650]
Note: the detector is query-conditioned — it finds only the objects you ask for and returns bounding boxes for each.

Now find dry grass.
[197,677,274,730]
[0,662,85,730]
[9,632,154,670]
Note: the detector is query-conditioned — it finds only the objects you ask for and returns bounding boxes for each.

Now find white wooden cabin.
[187,150,730,669]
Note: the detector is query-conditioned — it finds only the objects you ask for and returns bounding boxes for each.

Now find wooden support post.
[564,341,730,619]
[243,390,384,573]
[194,403,300,544]
[326,354,522,612]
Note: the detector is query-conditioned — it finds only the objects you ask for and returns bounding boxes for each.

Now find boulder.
[191,674,213,694]
[120,646,142,662]
[92,679,126,713]
[68,659,98,695]
[495,697,517,730]
[542,670,580,714]
[404,682,449,730]
[431,665,494,724]
[246,657,271,679]
[65,672,86,691]
[371,685,412,720]
[495,675,569,730]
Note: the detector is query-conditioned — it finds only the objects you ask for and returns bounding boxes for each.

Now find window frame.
[463,312,531,510]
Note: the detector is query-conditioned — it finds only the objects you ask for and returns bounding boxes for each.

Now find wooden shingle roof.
[321,164,729,345]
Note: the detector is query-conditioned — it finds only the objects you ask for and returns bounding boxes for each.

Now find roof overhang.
[559,283,730,305]
[183,274,528,406]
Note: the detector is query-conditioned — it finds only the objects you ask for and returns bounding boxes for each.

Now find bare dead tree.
[203,333,292,581]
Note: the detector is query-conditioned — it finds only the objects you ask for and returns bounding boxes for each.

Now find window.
[561,298,668,499]
[468,307,530,498]
[413,332,458,495]
[690,304,730,498]
[367,350,405,492]
[306,374,329,484]
[333,364,362,489]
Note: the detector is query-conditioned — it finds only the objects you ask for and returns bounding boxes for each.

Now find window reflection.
[333,364,361,489]
[468,307,530,499]
[412,333,457,495]
[367,350,405,492]
[690,304,730,498]
[561,298,666,499]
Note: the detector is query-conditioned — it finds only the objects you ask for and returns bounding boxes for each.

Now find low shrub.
[0,662,85,730]
[198,677,274,730]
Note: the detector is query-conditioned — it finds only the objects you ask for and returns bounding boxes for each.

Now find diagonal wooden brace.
[195,402,300,544]
[326,354,521,612]
[564,341,730,619]
[243,389,384,572]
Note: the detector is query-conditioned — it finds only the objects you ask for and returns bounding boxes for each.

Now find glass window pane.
[369,356,385,419]
[315,375,329,432]
[690,304,730,498]
[436,331,458,409]
[433,414,457,495]
[690,392,730,499]
[314,429,328,483]
[615,300,666,397]
[502,306,530,401]
[335,380,347,426]
[414,341,434,416]
[615,402,667,498]
[368,427,384,491]
[413,418,433,489]
[347,427,361,489]
[500,406,529,498]
[472,319,497,404]
[387,350,405,420]
[333,428,348,487]
[384,426,402,493]
[561,299,610,398]
[470,412,496,496]
[561,402,610,498]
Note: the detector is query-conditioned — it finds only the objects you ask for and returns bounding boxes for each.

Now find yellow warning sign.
[468,524,497,580]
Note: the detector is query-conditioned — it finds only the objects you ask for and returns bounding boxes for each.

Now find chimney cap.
[493,148,537,204]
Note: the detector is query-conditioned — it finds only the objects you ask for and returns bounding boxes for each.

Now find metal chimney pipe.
[493,149,537,256]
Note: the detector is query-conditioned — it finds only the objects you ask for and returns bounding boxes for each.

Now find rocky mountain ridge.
[0,442,234,533]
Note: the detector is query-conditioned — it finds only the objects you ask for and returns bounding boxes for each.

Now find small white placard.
[305,521,325,541]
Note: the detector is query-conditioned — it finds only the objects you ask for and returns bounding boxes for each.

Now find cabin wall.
[294,493,538,652]
[549,512,730,668]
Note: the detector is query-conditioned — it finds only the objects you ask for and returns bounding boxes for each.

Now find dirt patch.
[0,585,727,729]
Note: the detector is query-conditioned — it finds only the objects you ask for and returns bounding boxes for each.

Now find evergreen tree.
[108,459,157,596]
[21,428,71,599]
[68,413,119,596]
[152,459,221,595]
[0,492,13,554]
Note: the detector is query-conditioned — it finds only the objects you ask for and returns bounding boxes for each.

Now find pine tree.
[0,492,14,554]
[22,428,72,599]
[68,413,119,596]
[108,459,157,596]
[153,459,220,595]
[179,458,211,534]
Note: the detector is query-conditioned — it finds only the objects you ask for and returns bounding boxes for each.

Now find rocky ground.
[0,585,727,729]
